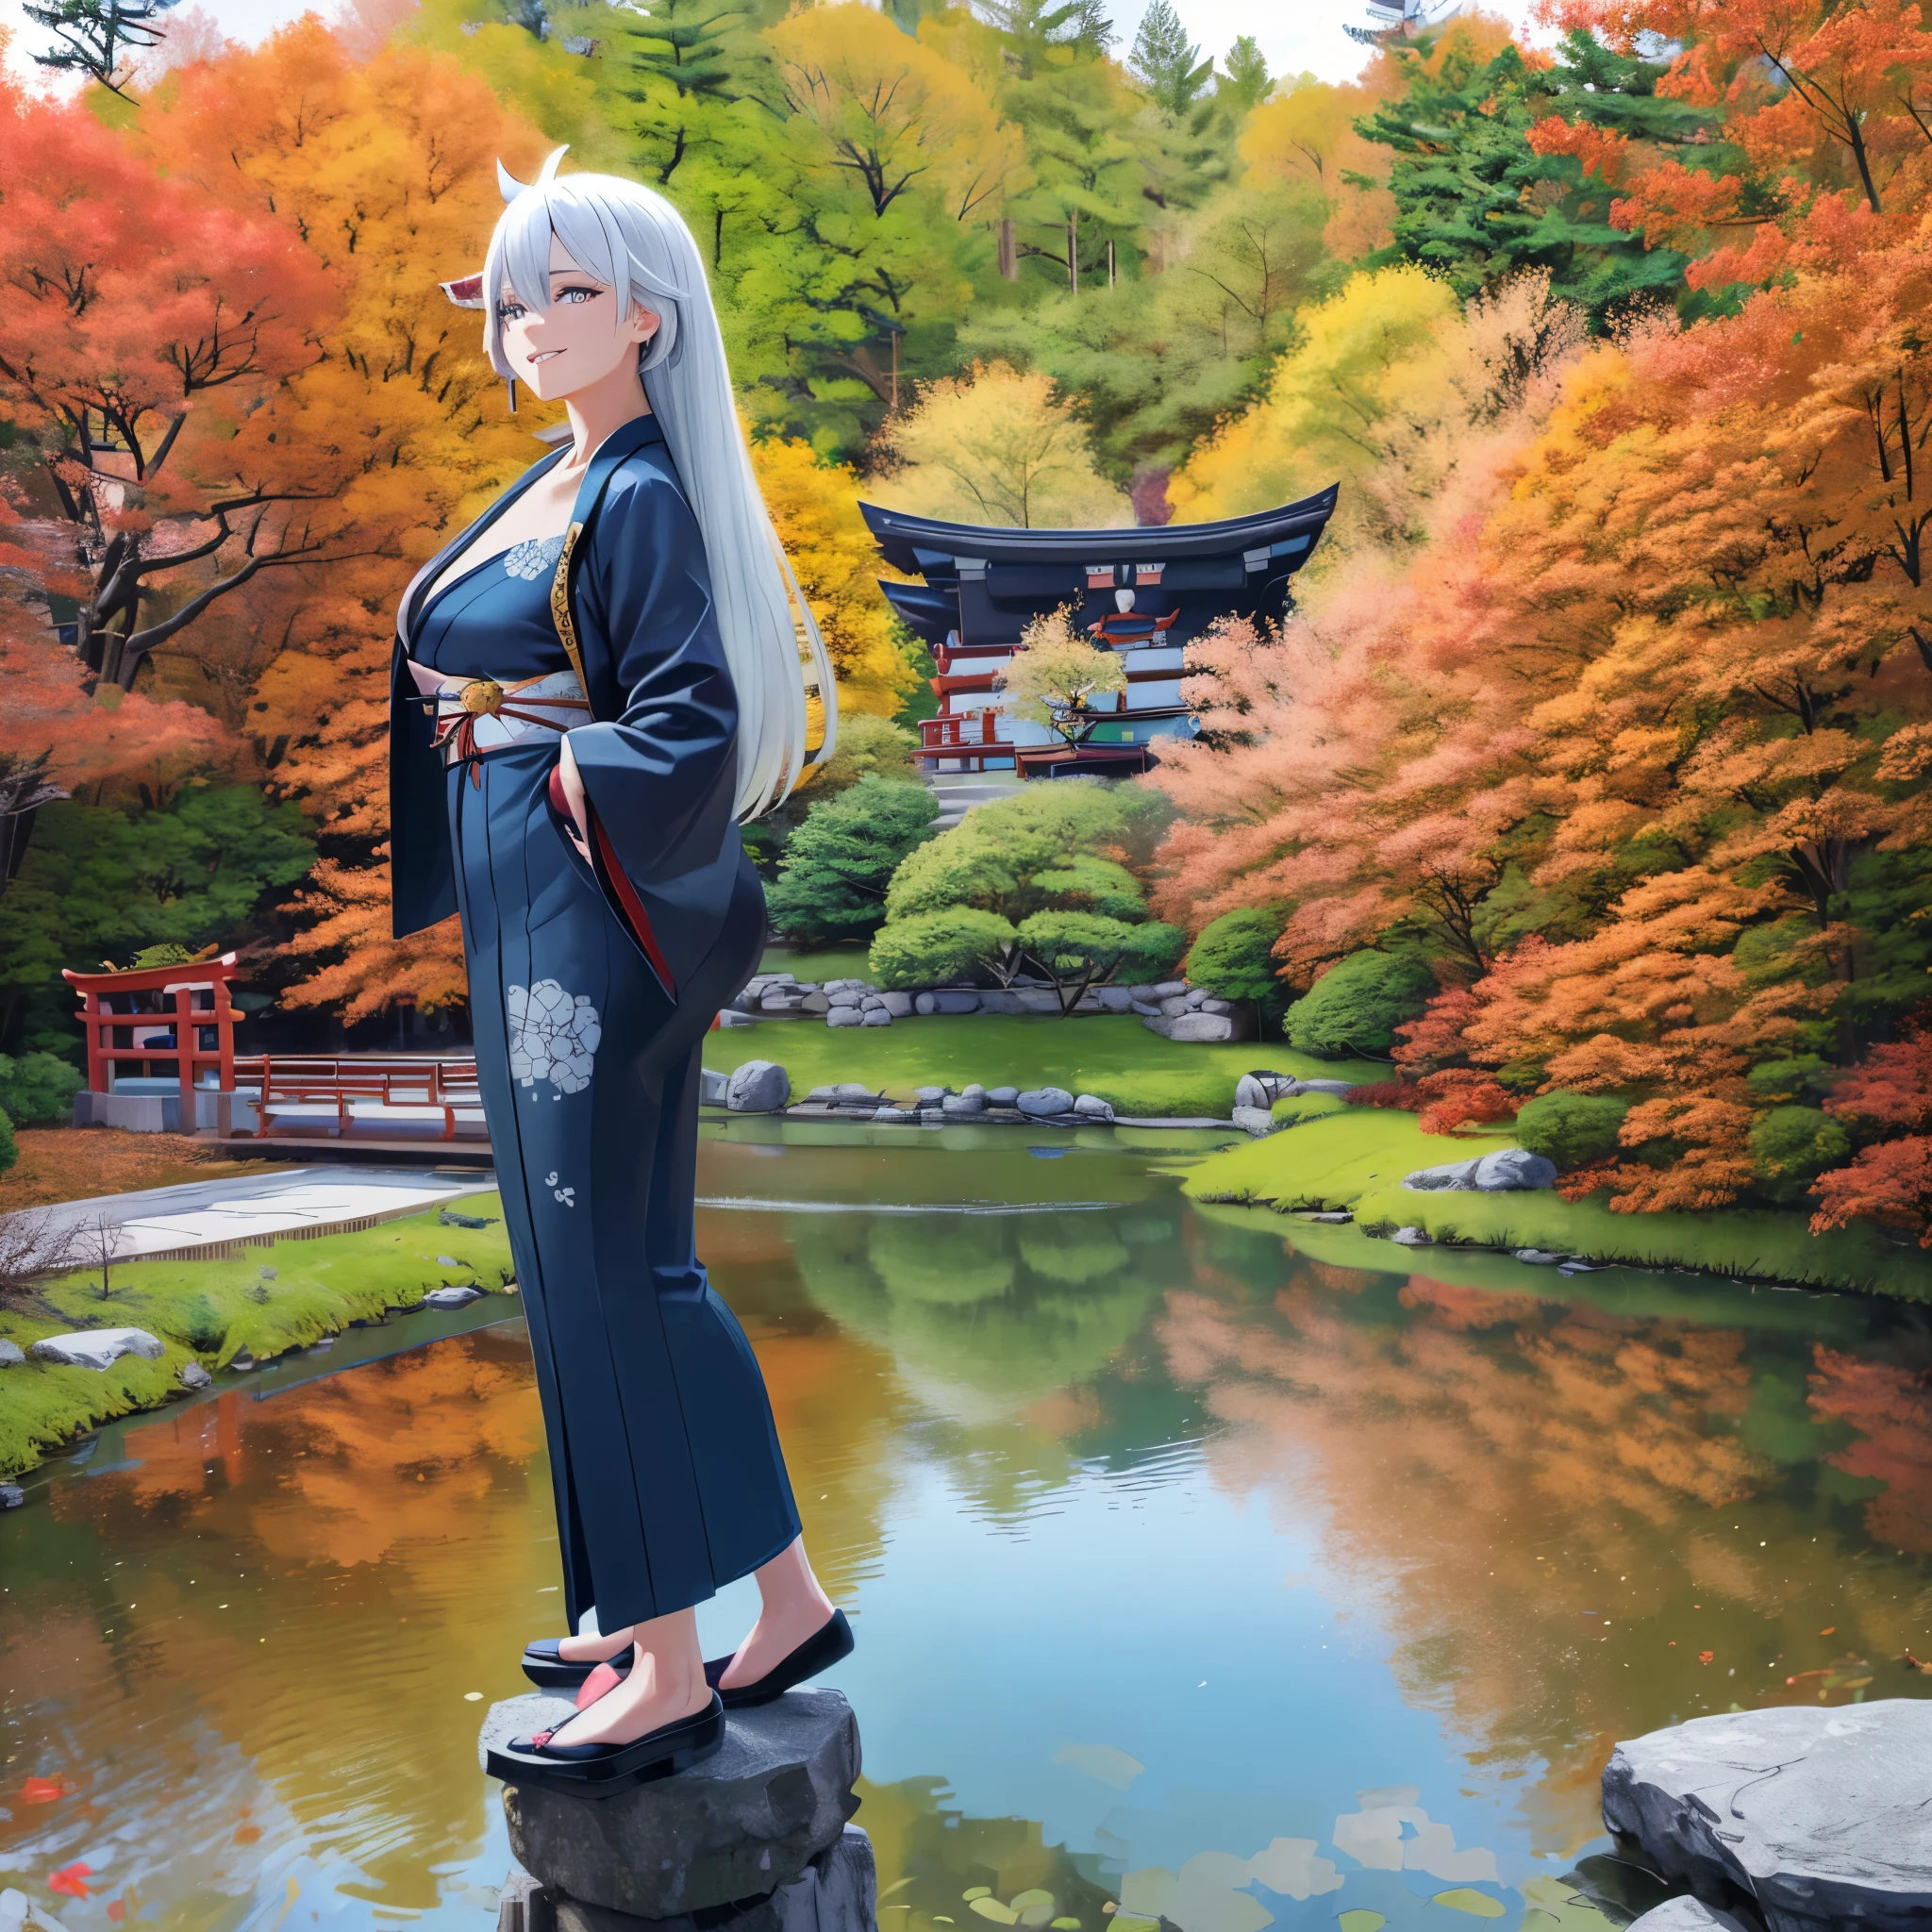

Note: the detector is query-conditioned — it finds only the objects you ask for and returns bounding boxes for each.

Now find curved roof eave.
[857,486,1341,575]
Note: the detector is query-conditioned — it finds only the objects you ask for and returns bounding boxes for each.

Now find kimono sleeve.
[564,454,745,991]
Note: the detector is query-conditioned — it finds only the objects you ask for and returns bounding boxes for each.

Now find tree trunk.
[998,218,1017,281]
[1068,210,1078,294]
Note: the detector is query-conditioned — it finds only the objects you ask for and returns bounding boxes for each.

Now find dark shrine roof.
[857,486,1339,575]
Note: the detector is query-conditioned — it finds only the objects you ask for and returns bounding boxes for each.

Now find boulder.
[804,1086,839,1104]
[1183,989,1211,1010]
[28,1328,166,1371]
[727,1062,791,1113]
[1014,990,1063,1015]
[178,1361,213,1391]
[497,1824,876,1932]
[824,1008,861,1028]
[941,1093,985,1115]
[1402,1149,1557,1192]
[833,1084,880,1106]
[1291,1078,1357,1097]
[483,1689,861,1922]
[798,993,831,1016]
[0,1340,24,1367]
[1235,1073,1292,1110]
[879,991,914,1018]
[1166,1013,1241,1044]
[0,1484,22,1509]
[759,994,806,1014]
[919,1108,946,1125]
[425,1286,484,1310]
[1017,1087,1074,1118]
[1150,981,1188,999]
[913,1086,952,1104]
[1232,1106,1277,1137]
[871,1108,920,1124]
[1625,1906,1753,1932]
[1391,1227,1429,1246]
[988,1087,1019,1107]
[825,992,863,1010]
[1303,1210,1353,1224]
[1073,1094,1113,1120]
[859,1010,892,1027]
[925,990,982,1014]
[858,995,885,1012]
[1130,1001,1164,1020]
[913,993,937,1016]
[1158,994,1191,1018]
[717,1012,760,1029]
[975,991,1026,1015]
[1094,987,1135,1013]
[1198,997,1238,1017]
[1512,1249,1565,1265]
[1604,1702,1932,1932]
[959,1084,986,1100]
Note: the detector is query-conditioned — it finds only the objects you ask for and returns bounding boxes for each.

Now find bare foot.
[544,1643,710,1747]
[719,1539,837,1690]
[558,1624,635,1665]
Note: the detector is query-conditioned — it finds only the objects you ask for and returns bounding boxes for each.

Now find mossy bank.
[1184,1109,1927,1300]
[0,1196,517,1478]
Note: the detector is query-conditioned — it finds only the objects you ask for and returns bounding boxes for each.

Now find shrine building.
[860,488,1338,779]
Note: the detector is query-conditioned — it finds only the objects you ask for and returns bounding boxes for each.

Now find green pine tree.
[1218,36,1271,114]
[1129,0,1211,118]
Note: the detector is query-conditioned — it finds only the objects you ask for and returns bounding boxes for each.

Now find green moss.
[1182,1109,1929,1299]
[718,1014,1382,1118]
[0,1195,515,1477]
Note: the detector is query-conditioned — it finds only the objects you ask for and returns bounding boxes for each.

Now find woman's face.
[496,232,658,404]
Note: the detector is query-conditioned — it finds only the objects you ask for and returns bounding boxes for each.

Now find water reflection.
[3,1138,1929,1932]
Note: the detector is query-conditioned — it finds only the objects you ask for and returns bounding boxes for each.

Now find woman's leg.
[540,1607,710,1745]
[718,1536,838,1690]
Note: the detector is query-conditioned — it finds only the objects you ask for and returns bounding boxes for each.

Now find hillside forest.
[2,0,1931,1245]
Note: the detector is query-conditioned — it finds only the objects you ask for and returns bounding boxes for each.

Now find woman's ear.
[631,303,661,345]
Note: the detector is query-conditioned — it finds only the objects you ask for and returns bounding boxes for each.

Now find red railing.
[228,1055,484,1141]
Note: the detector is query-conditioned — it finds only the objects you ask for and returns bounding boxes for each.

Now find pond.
[4,1124,1931,1932]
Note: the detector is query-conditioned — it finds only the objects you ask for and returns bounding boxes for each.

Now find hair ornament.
[499,146,571,204]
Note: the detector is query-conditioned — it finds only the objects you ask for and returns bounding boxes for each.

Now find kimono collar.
[397,412,668,651]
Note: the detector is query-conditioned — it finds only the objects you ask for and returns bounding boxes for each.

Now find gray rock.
[727,1061,791,1113]
[1198,997,1238,1017]
[1094,987,1135,1012]
[1183,989,1212,1010]
[925,990,981,1014]
[824,992,863,1011]
[1235,1073,1290,1110]
[913,1086,951,1103]
[228,1349,257,1372]
[1625,1905,1753,1932]
[425,1286,484,1309]
[1013,990,1063,1015]
[760,994,807,1013]
[1232,1106,1277,1137]
[1150,981,1188,999]
[988,1087,1019,1107]
[805,1086,840,1104]
[824,1008,861,1028]
[0,1340,24,1367]
[859,1010,892,1027]
[1288,1077,1357,1096]
[1073,1094,1113,1120]
[1158,993,1191,1018]
[483,1689,860,1921]
[500,1825,876,1932]
[178,1361,213,1390]
[1512,1248,1565,1265]
[1303,1211,1353,1224]
[919,1108,945,1125]
[1402,1149,1557,1192]
[717,1010,760,1029]
[913,992,938,1016]
[1391,1227,1429,1246]
[1166,1013,1241,1044]
[833,1084,880,1106]
[960,1084,986,1100]
[308,1336,336,1352]
[29,1327,166,1371]
[1124,985,1156,1002]
[941,1094,985,1115]
[975,991,1026,1015]
[1605,1701,1932,1932]
[1130,1000,1165,1020]
[0,1485,22,1509]
[878,991,914,1018]
[437,1255,464,1267]
[798,993,831,1017]
[1017,1087,1074,1118]
[871,1108,920,1124]
[858,995,886,1012]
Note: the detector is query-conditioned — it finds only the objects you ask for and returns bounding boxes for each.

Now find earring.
[506,375,518,414]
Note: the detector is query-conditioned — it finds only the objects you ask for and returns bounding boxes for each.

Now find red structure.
[63,953,242,1113]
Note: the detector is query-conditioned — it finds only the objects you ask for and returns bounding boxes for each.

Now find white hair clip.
[498,146,571,204]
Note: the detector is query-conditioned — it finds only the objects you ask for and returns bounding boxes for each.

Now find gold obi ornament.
[460,678,507,718]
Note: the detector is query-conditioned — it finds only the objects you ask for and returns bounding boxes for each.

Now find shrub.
[767,775,940,944]
[869,908,1018,990]
[1285,951,1434,1058]
[0,1052,84,1127]
[1272,1091,1346,1126]
[1514,1091,1629,1171]
[1746,1056,1838,1106]
[0,1105,13,1176]
[1186,908,1287,1030]
[1346,1080,1422,1110]
[1750,1105,1854,1207]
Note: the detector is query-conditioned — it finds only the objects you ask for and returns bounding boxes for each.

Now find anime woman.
[389,149,849,1798]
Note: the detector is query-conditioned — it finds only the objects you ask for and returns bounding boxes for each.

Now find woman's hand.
[556,736,592,854]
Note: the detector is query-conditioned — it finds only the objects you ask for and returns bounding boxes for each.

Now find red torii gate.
[63,953,242,1118]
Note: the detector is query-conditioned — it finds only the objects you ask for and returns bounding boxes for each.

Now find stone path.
[2,1165,499,1265]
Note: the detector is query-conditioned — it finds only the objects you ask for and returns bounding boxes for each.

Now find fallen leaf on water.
[1428,1891,1505,1919]
[49,1863,93,1900]
[108,1901,125,1923]
[21,1779,65,1805]
[1698,1651,1714,1665]
[1820,1627,1835,1636]
[234,1824,262,1844]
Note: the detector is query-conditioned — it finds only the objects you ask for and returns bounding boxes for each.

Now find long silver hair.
[483,147,836,820]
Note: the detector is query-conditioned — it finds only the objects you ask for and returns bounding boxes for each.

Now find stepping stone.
[28,1328,165,1370]
[480,1689,860,1923]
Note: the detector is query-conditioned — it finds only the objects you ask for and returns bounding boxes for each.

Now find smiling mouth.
[529,350,564,365]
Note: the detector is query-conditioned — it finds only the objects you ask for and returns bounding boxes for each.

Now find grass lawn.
[712,1013,1383,1117]
[1184,1108,1929,1299]
[0,1126,303,1212]
[0,1194,516,1477]
[756,943,875,983]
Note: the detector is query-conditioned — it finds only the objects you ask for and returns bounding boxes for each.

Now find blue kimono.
[390,414,800,1631]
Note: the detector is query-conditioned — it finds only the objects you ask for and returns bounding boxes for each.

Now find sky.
[2,0,1553,91]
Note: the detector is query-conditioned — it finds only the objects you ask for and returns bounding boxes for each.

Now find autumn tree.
[994,607,1126,746]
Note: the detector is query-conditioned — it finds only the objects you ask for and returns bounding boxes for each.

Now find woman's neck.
[559,361,653,475]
